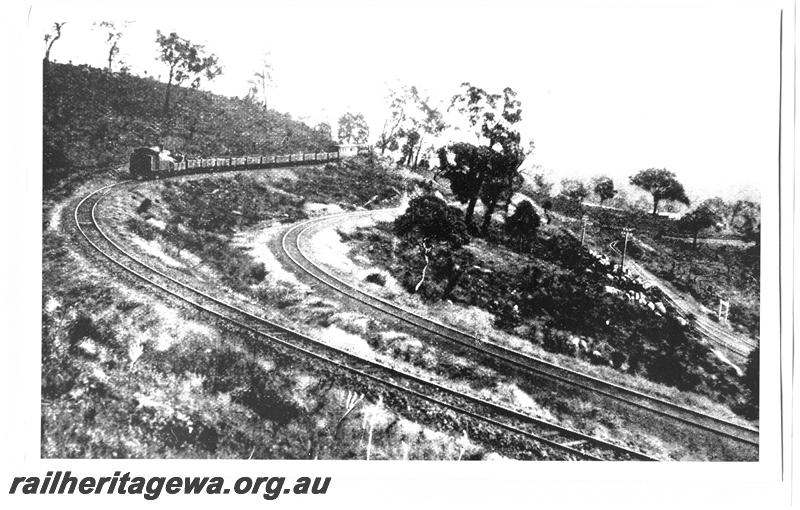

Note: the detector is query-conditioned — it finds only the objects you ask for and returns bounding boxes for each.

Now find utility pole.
[580,215,592,246]
[620,227,633,274]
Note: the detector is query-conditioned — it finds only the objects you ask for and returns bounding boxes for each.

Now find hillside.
[43,62,335,194]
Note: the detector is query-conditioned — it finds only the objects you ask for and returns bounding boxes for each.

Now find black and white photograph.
[1,0,795,507]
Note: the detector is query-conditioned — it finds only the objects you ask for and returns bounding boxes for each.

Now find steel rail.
[74,182,656,461]
[279,212,759,448]
[607,240,756,356]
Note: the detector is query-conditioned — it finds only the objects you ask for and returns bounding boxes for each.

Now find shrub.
[248,262,267,283]
[136,198,153,215]
[505,200,540,250]
[365,272,386,286]
[394,195,470,248]
[125,218,159,241]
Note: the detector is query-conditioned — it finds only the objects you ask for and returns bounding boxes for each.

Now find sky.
[28,0,782,202]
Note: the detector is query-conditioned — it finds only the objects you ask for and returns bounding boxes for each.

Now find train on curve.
[129,146,340,179]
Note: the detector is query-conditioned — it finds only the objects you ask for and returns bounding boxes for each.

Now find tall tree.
[441,84,527,233]
[386,86,446,168]
[592,176,617,205]
[155,31,222,116]
[94,21,130,72]
[248,54,274,111]
[337,112,369,144]
[505,200,540,250]
[629,168,690,215]
[529,172,554,197]
[560,179,589,202]
[677,202,722,247]
[398,128,421,166]
[478,143,525,234]
[43,22,66,64]
[730,199,761,244]
[314,122,332,141]
[409,89,446,169]
[377,86,408,155]
[450,83,522,147]
[439,143,492,227]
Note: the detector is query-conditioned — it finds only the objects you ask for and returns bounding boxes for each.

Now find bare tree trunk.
[44,23,64,63]
[414,242,431,293]
[262,74,268,111]
[379,120,389,155]
[652,198,660,216]
[465,170,487,227]
[481,198,499,235]
[162,66,175,116]
[107,42,117,72]
[465,195,479,226]
[413,136,424,169]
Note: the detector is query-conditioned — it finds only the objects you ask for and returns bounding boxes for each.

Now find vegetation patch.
[345,204,752,416]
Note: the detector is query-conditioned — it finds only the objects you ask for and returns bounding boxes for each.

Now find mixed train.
[129,146,340,179]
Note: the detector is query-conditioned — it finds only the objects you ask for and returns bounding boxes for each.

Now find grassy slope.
[109,168,753,459]
[526,192,760,342]
[43,62,335,197]
[41,63,488,459]
[344,214,751,417]
[45,161,496,459]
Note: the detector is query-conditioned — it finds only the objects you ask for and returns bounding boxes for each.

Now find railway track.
[280,211,759,449]
[75,181,658,461]
[607,239,757,358]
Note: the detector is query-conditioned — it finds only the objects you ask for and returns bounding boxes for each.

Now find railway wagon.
[129,147,341,179]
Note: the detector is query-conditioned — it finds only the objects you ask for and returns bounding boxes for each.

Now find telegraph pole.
[620,227,632,273]
[580,215,592,246]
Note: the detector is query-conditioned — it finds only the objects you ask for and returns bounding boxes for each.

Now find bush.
[125,218,159,241]
[505,200,540,250]
[248,262,267,283]
[394,195,470,248]
[364,272,386,286]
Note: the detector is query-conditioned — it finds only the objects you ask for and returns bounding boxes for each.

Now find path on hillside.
[506,195,758,362]
[607,239,756,359]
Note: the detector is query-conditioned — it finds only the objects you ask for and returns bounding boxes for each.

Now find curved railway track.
[607,239,757,358]
[75,181,658,461]
[280,211,759,449]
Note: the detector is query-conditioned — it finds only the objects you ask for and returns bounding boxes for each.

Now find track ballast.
[280,211,759,449]
[75,181,658,461]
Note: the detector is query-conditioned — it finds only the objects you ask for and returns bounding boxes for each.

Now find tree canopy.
[394,195,469,249]
[730,200,761,243]
[592,176,617,204]
[248,54,274,111]
[439,141,525,234]
[449,83,522,147]
[629,168,690,215]
[440,84,527,234]
[560,179,589,203]
[156,31,222,116]
[377,85,446,168]
[337,112,369,144]
[677,201,722,246]
[94,21,129,72]
[505,200,541,250]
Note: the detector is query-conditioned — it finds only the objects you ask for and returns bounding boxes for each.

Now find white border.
[0,1,794,508]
